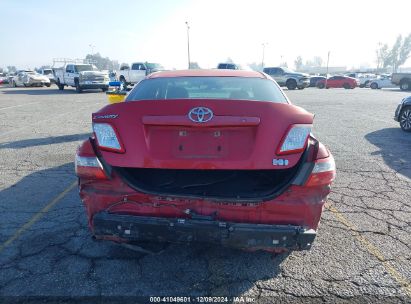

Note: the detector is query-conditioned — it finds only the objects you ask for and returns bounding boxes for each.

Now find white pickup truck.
[117,62,164,86]
[54,63,109,93]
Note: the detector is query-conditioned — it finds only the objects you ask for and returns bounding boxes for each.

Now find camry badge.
[93,114,118,119]
[188,107,213,123]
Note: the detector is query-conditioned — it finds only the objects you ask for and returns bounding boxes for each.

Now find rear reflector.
[277,124,311,155]
[312,160,335,173]
[305,157,336,187]
[75,155,107,179]
[93,123,124,152]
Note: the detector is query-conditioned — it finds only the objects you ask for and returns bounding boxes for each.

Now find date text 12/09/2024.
[149,296,256,303]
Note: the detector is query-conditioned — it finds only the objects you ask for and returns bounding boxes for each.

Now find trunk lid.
[92,99,313,170]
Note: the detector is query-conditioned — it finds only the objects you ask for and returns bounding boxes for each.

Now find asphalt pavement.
[0,85,410,303]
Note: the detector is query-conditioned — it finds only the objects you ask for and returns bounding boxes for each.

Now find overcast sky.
[1,0,411,70]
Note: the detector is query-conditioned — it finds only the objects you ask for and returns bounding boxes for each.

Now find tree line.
[376,33,411,72]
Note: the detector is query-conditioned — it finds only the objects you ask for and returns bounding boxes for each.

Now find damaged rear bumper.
[92,212,317,250]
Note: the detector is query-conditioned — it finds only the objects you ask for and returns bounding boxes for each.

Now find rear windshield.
[75,65,96,72]
[126,76,288,103]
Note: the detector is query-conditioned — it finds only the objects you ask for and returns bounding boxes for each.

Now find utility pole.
[376,42,382,73]
[185,21,191,69]
[89,44,95,55]
[261,43,268,70]
[325,51,330,88]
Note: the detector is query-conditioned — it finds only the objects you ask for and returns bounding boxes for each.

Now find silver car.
[11,71,51,87]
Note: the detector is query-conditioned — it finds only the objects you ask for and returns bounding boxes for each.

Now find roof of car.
[147,69,266,79]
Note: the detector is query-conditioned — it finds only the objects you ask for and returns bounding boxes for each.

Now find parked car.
[346,73,376,88]
[394,96,411,132]
[75,69,336,252]
[0,76,9,85]
[317,76,359,89]
[369,75,397,89]
[117,62,164,87]
[263,67,310,90]
[10,71,51,87]
[309,76,326,87]
[39,68,55,84]
[217,63,239,70]
[54,63,109,93]
[391,73,411,91]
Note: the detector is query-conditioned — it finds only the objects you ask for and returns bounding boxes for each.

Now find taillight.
[305,157,336,187]
[75,155,108,179]
[277,124,311,155]
[93,123,124,152]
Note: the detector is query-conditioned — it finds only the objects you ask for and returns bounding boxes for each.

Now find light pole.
[325,51,330,88]
[376,42,382,73]
[261,43,267,70]
[185,21,191,69]
[89,44,95,55]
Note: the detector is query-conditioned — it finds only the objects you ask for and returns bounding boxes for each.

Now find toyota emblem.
[188,107,213,123]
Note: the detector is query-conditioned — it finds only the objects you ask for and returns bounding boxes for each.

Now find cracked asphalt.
[0,85,410,303]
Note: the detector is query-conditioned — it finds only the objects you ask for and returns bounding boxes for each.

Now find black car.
[217,63,239,70]
[394,96,411,132]
[309,76,326,87]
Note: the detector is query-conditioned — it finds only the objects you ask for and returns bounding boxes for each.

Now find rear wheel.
[400,80,410,91]
[75,80,82,93]
[119,76,127,89]
[286,79,297,90]
[101,87,108,92]
[57,79,64,90]
[343,83,351,89]
[317,82,325,89]
[399,106,411,132]
[370,82,378,89]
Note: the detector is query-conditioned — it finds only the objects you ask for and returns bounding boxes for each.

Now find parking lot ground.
[0,85,410,303]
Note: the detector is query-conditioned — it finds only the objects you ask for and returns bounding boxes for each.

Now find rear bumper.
[92,212,317,250]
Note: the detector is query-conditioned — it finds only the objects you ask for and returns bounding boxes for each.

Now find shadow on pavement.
[0,88,103,95]
[365,127,411,179]
[380,88,407,92]
[0,162,289,296]
[0,133,91,149]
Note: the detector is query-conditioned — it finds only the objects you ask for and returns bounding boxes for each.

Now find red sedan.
[75,69,336,252]
[317,75,359,89]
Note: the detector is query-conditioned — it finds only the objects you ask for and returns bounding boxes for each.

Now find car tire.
[75,80,82,93]
[57,79,64,90]
[399,106,411,132]
[101,87,108,92]
[286,79,297,90]
[343,83,351,89]
[370,83,378,89]
[45,83,51,87]
[317,83,325,89]
[297,86,305,90]
[399,80,410,91]
[12,81,17,88]
[119,76,127,89]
